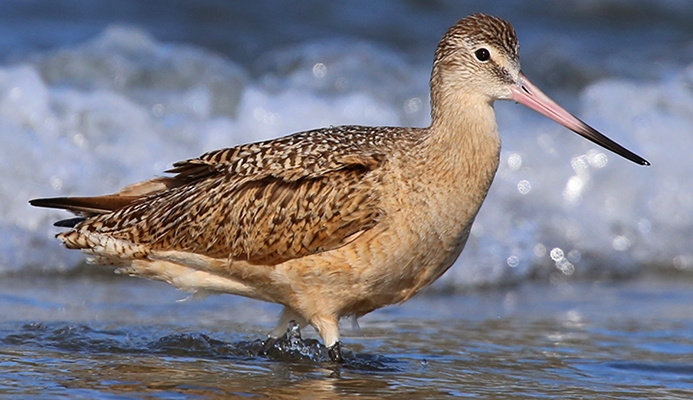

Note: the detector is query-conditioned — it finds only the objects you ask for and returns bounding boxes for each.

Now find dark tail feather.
[29,195,139,216]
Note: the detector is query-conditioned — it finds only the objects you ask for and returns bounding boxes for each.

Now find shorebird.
[30,14,649,362]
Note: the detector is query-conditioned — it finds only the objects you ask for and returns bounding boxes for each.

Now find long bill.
[509,71,650,166]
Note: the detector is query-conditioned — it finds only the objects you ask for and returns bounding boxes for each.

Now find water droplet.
[550,247,564,261]
[557,259,575,275]
[517,179,531,194]
[508,153,522,170]
[151,103,164,116]
[563,175,586,203]
[673,255,693,270]
[612,235,631,251]
[50,176,63,191]
[567,250,581,263]
[72,133,86,148]
[571,156,589,172]
[404,97,422,114]
[587,150,608,168]
[312,62,327,78]
[534,243,546,257]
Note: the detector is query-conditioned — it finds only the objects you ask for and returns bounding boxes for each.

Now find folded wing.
[30,126,396,265]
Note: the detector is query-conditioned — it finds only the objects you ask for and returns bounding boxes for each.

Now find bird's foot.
[264,320,343,363]
[328,341,343,363]
[262,319,301,352]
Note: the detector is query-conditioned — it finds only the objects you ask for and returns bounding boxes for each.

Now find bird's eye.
[475,48,490,62]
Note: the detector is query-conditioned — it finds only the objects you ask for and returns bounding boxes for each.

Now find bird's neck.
[418,90,502,223]
[428,89,501,181]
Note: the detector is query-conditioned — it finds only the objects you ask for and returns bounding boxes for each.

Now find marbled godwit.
[30,14,649,362]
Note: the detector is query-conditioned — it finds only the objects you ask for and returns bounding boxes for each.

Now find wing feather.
[32,125,420,265]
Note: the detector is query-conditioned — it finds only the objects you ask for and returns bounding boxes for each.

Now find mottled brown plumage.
[87,126,413,264]
[30,14,647,361]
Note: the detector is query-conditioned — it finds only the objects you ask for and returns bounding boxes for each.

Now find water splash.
[2,322,397,372]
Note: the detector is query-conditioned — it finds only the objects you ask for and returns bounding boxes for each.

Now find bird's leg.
[263,307,306,353]
[350,315,361,335]
[311,314,344,363]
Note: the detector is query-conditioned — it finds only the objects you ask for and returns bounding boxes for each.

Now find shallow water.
[2,274,693,398]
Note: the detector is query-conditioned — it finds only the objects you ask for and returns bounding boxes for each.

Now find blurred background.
[3,1,693,397]
[1,0,692,288]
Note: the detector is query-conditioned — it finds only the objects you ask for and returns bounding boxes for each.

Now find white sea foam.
[4,26,688,287]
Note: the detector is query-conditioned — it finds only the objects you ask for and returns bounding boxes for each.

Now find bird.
[30,13,649,362]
